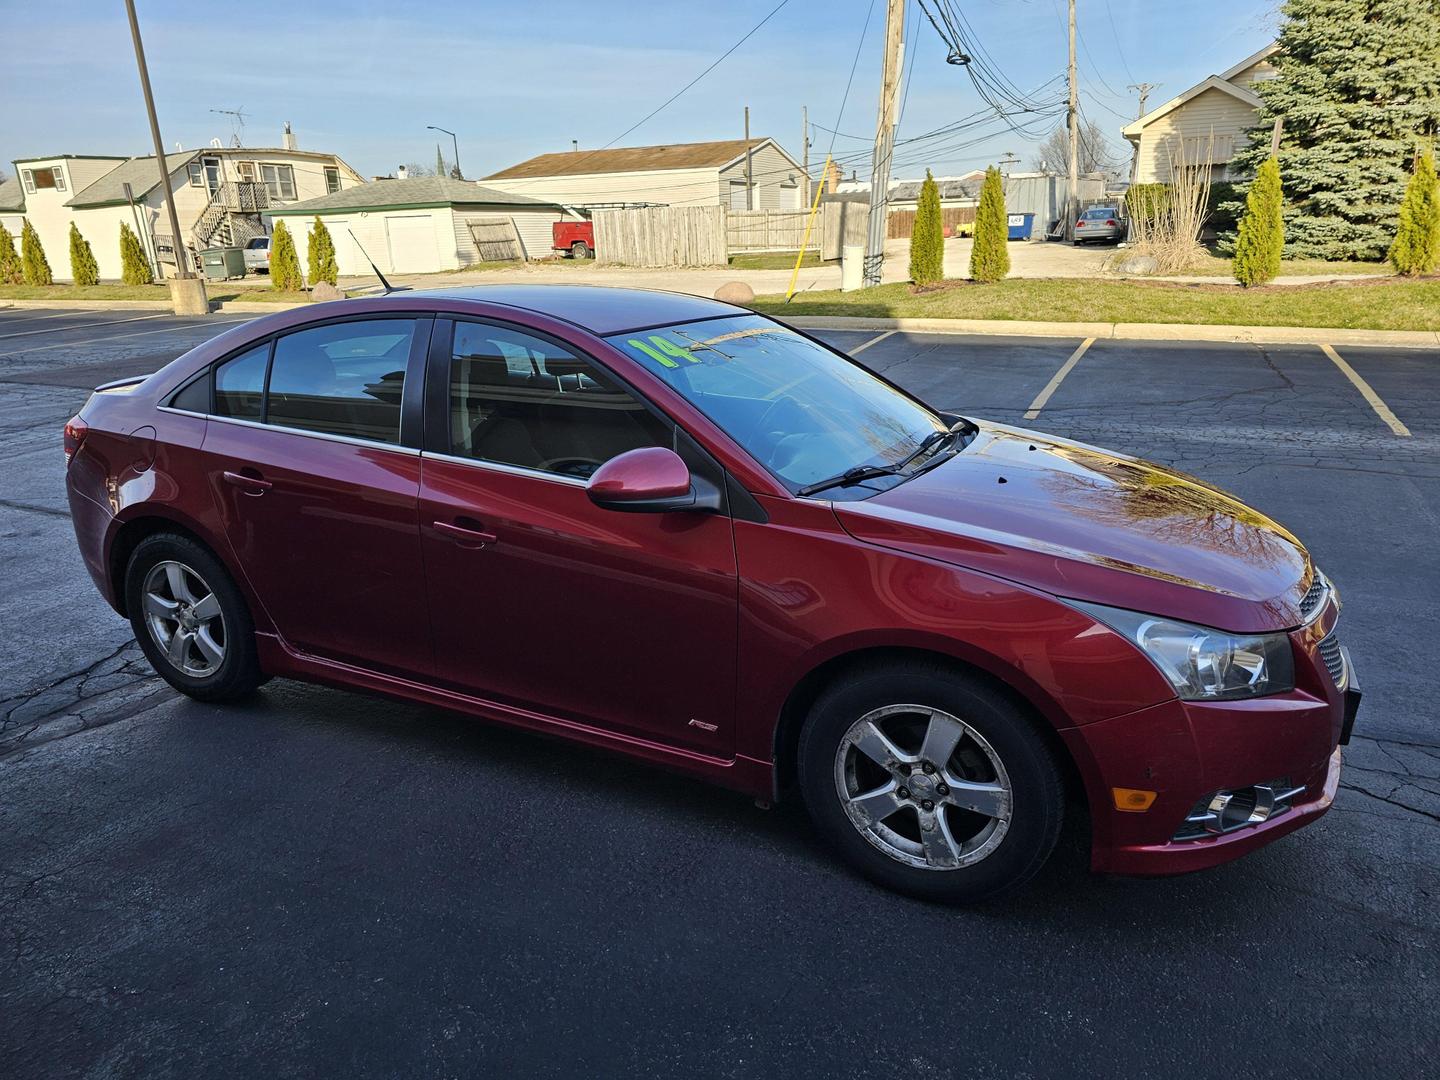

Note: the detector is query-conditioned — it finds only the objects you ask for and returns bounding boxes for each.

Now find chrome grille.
[1299,572,1328,621]
[1319,633,1345,687]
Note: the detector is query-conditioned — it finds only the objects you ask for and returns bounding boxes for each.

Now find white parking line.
[849,330,896,355]
[1024,337,1095,420]
[15,318,251,353]
[0,310,98,325]
[1320,343,1411,437]
[0,313,171,341]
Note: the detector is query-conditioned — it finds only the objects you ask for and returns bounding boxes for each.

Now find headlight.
[1075,601,1295,701]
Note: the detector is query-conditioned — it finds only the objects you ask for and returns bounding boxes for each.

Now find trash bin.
[200,246,245,281]
[1006,213,1036,241]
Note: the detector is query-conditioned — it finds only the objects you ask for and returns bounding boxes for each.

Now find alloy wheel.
[833,704,1012,871]
[141,560,227,679]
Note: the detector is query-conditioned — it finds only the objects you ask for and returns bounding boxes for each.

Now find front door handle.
[433,519,498,547]
[222,469,272,495]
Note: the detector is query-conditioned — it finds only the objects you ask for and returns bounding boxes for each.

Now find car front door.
[416,318,739,756]
[199,315,434,677]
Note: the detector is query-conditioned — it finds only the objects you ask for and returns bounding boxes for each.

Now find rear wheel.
[571,240,591,259]
[798,661,1064,903]
[125,533,263,703]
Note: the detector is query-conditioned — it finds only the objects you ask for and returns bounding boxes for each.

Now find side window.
[448,322,669,479]
[267,319,415,444]
[214,344,268,419]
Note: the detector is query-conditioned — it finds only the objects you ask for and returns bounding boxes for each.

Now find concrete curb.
[774,315,1440,349]
[0,298,310,315]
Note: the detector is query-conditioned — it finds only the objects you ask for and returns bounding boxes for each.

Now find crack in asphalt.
[0,497,71,519]
[1339,780,1440,825]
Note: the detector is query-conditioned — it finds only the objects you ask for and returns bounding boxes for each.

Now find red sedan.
[64,286,1360,902]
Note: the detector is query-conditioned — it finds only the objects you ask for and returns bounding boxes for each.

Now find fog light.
[1173,780,1307,840]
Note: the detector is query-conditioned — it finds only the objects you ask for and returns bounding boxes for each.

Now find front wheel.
[125,533,263,703]
[798,662,1065,903]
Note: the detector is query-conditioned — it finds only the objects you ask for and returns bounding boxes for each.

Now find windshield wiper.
[795,427,960,498]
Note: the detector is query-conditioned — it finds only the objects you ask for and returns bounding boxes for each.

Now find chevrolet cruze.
[64,286,1360,902]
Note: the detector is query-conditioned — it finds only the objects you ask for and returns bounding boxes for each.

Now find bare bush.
[1128,133,1214,273]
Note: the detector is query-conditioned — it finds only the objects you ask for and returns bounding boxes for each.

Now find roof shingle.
[66,152,198,208]
[269,177,559,215]
[486,139,772,180]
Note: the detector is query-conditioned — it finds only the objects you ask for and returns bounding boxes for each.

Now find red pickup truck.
[552,220,594,259]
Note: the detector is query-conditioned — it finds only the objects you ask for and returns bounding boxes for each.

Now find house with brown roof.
[484,138,809,211]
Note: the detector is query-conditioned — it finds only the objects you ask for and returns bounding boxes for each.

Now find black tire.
[571,241,591,259]
[798,660,1064,904]
[124,532,264,703]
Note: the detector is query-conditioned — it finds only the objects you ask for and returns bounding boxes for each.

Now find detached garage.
[269,177,564,278]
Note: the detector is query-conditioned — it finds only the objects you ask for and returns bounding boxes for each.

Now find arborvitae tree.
[909,170,945,285]
[307,217,339,286]
[0,225,21,285]
[1230,0,1440,260]
[68,223,100,286]
[969,165,1009,283]
[1232,157,1285,286]
[269,221,303,291]
[119,222,153,285]
[20,220,52,285]
[1389,148,1439,275]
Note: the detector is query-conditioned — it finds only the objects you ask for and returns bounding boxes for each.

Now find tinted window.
[170,373,210,413]
[214,344,268,419]
[449,322,668,479]
[267,319,415,444]
[1082,208,1115,220]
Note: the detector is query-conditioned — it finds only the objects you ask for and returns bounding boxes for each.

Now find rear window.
[1082,209,1115,220]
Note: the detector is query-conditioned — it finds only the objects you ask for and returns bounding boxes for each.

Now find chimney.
[572,139,579,153]
[397,164,409,180]
[282,121,297,150]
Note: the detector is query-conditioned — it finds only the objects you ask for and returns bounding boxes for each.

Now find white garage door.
[385,214,440,273]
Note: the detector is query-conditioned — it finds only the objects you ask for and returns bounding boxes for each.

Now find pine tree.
[908,170,945,285]
[20,220,52,285]
[68,223,100,286]
[1388,148,1439,275]
[0,225,21,285]
[1232,156,1285,286]
[307,217,339,286]
[969,166,1009,283]
[119,222,153,285]
[1230,0,1440,260]
[269,221,303,291]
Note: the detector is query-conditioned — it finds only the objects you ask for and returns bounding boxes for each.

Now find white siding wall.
[717,143,803,209]
[1229,58,1277,89]
[288,207,458,278]
[483,167,721,208]
[9,159,124,281]
[453,207,560,262]
[1134,87,1260,183]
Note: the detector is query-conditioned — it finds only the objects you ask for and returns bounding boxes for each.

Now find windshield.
[607,315,947,492]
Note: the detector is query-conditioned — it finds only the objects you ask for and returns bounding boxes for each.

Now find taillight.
[1106,218,1116,226]
[63,415,88,465]
[1076,220,1085,227]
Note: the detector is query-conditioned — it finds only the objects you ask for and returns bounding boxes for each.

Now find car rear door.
[416,317,739,756]
[198,315,434,677]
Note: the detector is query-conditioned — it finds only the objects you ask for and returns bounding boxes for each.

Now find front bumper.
[1065,631,1359,877]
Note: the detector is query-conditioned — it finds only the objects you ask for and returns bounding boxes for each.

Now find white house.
[3,135,364,281]
[484,138,809,211]
[269,177,566,277]
[1122,43,1279,184]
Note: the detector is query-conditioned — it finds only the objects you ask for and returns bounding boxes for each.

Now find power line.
[1101,0,1137,84]
[827,0,879,159]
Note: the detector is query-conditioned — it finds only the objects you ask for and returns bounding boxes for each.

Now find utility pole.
[999,152,1020,175]
[744,107,753,210]
[1124,83,1157,241]
[1065,0,1079,241]
[863,0,905,288]
[802,105,810,204]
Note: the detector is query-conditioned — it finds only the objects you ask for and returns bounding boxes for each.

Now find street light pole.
[124,0,190,281]
[427,126,462,179]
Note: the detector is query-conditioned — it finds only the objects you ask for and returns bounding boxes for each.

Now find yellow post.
[785,155,831,302]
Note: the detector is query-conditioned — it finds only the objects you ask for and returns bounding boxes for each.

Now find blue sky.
[2,1,1278,180]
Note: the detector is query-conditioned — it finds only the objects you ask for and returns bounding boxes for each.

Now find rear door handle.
[222,470,272,495]
[433,520,498,547]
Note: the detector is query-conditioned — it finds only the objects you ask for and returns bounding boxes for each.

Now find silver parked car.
[243,236,270,274]
[1074,207,1122,245]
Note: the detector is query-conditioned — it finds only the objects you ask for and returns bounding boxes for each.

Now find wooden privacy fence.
[593,206,727,267]
[726,209,821,253]
[887,206,977,240]
[466,217,525,262]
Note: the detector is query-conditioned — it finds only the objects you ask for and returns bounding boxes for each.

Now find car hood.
[833,421,1312,633]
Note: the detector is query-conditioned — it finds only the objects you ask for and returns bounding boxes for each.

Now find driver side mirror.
[586,447,723,514]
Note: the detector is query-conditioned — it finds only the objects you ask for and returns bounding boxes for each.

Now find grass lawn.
[0,283,333,306]
[753,277,1440,332]
[728,250,827,271]
[1157,253,1391,278]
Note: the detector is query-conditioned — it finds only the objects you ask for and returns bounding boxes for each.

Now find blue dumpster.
[1006,212,1036,240]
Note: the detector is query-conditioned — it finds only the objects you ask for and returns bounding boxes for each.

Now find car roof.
[407,285,748,336]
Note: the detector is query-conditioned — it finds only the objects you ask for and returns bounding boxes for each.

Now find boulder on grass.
[1116,255,1158,276]
[310,281,347,303]
[714,281,754,305]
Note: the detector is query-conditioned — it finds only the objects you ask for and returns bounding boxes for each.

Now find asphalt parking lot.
[2,308,1437,1078]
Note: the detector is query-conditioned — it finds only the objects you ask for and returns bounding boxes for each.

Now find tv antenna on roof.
[210,106,248,147]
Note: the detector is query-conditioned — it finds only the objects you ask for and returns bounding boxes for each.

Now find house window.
[187,162,205,186]
[236,161,257,182]
[261,164,297,201]
[20,167,65,192]
[324,166,341,195]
